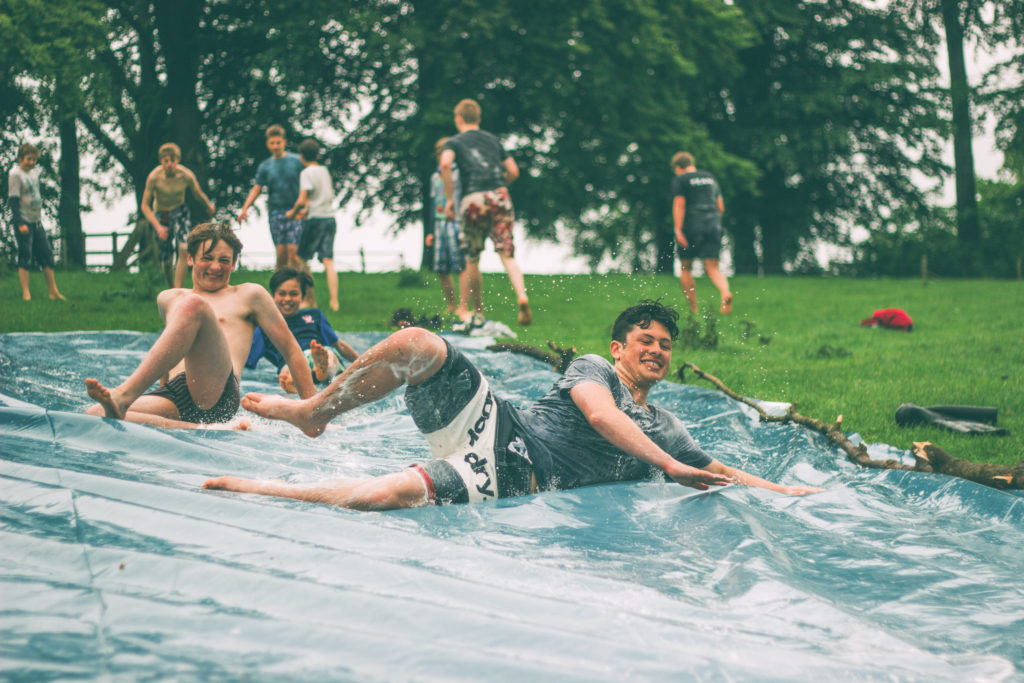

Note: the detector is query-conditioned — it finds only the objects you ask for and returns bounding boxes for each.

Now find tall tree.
[327,0,757,273]
[0,0,107,268]
[702,0,947,274]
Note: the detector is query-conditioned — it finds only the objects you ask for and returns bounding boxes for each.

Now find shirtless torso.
[86,235,315,428]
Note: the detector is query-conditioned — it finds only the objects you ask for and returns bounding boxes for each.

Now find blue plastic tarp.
[1,331,1022,681]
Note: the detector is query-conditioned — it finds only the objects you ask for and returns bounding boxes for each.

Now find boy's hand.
[425,234,434,247]
[206,202,216,217]
[237,207,248,223]
[444,198,455,220]
[18,224,29,234]
[156,224,169,241]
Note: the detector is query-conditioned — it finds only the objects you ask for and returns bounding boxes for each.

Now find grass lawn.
[2,266,1021,467]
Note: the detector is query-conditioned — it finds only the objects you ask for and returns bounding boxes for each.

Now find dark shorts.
[145,371,241,424]
[14,221,55,270]
[156,204,192,261]
[297,217,336,261]
[677,226,723,261]
[405,342,534,504]
[269,211,304,247]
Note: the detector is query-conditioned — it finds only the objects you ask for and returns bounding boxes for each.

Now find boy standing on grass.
[238,125,305,273]
[286,138,339,311]
[440,98,532,327]
[8,143,65,301]
[140,142,216,288]
[85,222,315,429]
[427,136,468,318]
[672,151,732,315]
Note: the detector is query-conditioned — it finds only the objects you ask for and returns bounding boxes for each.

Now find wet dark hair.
[611,299,680,343]
[187,222,243,261]
[297,138,320,162]
[269,267,314,296]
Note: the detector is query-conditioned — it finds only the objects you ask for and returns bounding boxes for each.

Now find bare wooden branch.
[487,342,577,374]
[678,362,1023,490]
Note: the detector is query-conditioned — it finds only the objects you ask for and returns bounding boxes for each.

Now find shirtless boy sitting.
[85,222,316,428]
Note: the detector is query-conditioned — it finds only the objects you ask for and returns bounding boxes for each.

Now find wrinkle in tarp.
[1,331,1022,681]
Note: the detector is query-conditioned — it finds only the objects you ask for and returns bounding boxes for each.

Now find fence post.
[360,247,366,273]
[921,254,927,282]
[111,232,119,264]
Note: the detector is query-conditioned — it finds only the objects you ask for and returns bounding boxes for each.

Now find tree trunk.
[653,193,674,274]
[940,0,980,274]
[729,217,759,275]
[421,168,434,270]
[58,117,85,269]
[154,0,207,223]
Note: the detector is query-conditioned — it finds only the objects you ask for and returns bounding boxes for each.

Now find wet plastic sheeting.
[1,331,1022,681]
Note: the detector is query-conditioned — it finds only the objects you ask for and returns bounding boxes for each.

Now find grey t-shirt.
[442,129,509,195]
[514,354,712,491]
[8,165,42,223]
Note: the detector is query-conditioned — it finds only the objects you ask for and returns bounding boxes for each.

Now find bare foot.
[309,340,330,383]
[85,378,127,419]
[720,295,733,315]
[518,301,532,326]
[278,371,298,394]
[233,419,251,431]
[50,292,67,301]
[241,392,327,437]
[453,306,470,321]
[329,299,339,312]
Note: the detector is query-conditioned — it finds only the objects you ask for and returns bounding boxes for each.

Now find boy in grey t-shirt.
[7,143,64,301]
[205,300,823,508]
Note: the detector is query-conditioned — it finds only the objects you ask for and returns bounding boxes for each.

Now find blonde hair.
[158,142,181,161]
[454,99,481,125]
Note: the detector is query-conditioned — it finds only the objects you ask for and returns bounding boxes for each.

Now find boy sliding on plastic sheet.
[85,223,316,429]
[205,300,822,509]
[246,268,358,394]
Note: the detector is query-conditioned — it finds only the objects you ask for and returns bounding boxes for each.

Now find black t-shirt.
[671,170,722,234]
[443,130,509,195]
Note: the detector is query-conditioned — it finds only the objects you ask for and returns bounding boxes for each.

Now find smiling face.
[610,320,673,390]
[187,239,236,292]
[272,278,303,318]
[19,154,38,172]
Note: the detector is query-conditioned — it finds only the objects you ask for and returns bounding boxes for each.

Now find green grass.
[3,267,1022,466]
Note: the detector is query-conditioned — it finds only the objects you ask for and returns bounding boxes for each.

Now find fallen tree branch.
[678,362,1023,490]
[486,341,577,374]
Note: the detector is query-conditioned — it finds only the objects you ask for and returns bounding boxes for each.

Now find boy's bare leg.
[462,261,484,319]
[85,293,233,420]
[704,258,732,314]
[43,268,65,300]
[274,244,288,270]
[322,257,339,311]
[18,268,30,300]
[242,326,447,437]
[438,273,456,312]
[454,269,470,318]
[203,467,429,511]
[499,253,531,325]
[678,260,699,314]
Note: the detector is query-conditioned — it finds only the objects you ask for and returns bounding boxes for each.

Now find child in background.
[245,268,358,394]
[287,138,338,311]
[140,142,216,287]
[7,143,65,301]
[427,137,468,318]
